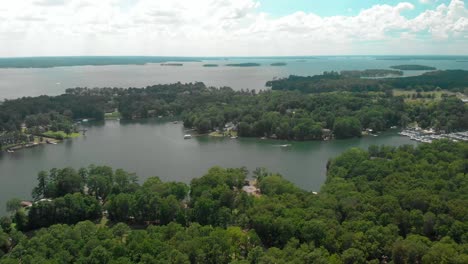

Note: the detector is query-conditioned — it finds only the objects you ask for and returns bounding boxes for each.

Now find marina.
[398,128,468,143]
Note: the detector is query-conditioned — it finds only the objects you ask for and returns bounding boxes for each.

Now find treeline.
[183,91,399,139]
[183,89,468,138]
[0,94,106,132]
[2,80,468,143]
[44,82,468,138]
[340,69,403,78]
[116,82,238,120]
[267,70,468,93]
[1,141,467,263]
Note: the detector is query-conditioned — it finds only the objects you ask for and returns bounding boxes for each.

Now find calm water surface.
[1,57,467,99]
[0,120,416,213]
[1,56,455,213]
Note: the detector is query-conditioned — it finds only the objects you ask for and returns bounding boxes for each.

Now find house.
[20,201,33,208]
[322,129,332,140]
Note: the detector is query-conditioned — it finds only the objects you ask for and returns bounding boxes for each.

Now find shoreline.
[2,136,63,153]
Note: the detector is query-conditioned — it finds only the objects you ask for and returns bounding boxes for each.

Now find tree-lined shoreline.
[1,140,466,263]
[1,70,467,152]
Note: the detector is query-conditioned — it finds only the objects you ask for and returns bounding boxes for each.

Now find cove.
[0,119,416,213]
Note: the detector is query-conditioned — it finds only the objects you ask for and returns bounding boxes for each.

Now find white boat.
[184,134,192,139]
[82,119,89,122]
[6,149,14,153]
[280,144,291,148]
[230,136,238,139]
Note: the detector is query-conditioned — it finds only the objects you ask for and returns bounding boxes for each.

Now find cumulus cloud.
[34,0,69,6]
[0,0,466,56]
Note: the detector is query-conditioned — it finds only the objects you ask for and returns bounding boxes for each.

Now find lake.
[0,55,461,213]
[0,119,416,213]
[1,56,467,99]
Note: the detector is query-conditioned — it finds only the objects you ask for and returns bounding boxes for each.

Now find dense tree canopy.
[1,141,467,263]
[3,73,467,146]
[267,70,468,93]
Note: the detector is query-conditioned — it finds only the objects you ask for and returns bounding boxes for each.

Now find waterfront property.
[398,128,468,143]
[0,120,417,215]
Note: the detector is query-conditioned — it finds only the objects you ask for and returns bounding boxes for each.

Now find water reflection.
[0,120,416,215]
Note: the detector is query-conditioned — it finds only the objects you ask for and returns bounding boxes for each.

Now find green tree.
[6,198,21,214]
[106,193,134,222]
[13,209,28,231]
[0,217,12,233]
[333,117,362,139]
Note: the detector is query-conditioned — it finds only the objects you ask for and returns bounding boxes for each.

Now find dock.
[398,129,468,143]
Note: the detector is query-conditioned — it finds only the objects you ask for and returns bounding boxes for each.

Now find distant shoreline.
[0,55,467,69]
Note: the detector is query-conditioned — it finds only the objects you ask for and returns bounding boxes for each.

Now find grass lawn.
[393,89,456,102]
[105,111,121,119]
[42,131,80,139]
[209,131,238,137]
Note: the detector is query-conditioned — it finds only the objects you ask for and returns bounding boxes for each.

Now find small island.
[225,63,261,67]
[160,63,183,66]
[390,65,436,70]
[270,62,287,66]
[203,64,219,67]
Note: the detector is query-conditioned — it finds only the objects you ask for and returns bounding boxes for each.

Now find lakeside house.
[20,201,33,208]
[242,180,261,197]
[322,129,332,140]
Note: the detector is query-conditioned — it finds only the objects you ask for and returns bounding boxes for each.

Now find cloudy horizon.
[0,0,467,57]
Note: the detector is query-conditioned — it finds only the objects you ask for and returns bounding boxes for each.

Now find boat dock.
[398,129,468,143]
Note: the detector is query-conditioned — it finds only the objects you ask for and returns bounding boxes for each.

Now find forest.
[266,70,468,93]
[0,94,106,150]
[1,71,468,145]
[0,140,467,263]
[389,65,437,71]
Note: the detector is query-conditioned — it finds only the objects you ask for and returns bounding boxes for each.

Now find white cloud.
[0,0,466,56]
[419,0,432,4]
[34,0,69,6]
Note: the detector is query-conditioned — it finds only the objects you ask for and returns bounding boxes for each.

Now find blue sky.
[0,0,467,56]
[258,0,451,18]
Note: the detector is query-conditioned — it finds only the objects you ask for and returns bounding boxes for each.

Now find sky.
[0,0,466,57]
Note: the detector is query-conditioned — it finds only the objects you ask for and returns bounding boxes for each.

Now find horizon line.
[1,54,468,59]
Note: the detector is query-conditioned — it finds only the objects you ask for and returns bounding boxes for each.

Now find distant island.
[226,63,261,67]
[375,55,468,61]
[203,64,219,67]
[270,62,287,66]
[390,65,437,70]
[0,56,201,68]
[160,63,183,66]
[341,69,403,78]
